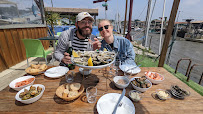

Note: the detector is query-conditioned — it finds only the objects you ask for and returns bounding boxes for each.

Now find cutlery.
[112,88,126,114]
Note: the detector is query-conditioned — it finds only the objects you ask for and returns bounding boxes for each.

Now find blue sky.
[43,0,203,22]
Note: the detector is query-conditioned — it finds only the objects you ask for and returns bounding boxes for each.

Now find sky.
[31,0,203,22]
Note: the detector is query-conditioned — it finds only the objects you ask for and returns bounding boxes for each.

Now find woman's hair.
[98,19,112,26]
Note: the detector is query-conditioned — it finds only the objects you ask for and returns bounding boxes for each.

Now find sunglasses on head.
[98,25,110,31]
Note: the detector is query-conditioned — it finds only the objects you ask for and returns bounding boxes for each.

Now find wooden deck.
[0,67,202,113]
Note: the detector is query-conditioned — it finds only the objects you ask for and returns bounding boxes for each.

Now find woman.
[98,19,136,65]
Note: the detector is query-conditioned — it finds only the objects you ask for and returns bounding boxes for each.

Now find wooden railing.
[0,26,50,72]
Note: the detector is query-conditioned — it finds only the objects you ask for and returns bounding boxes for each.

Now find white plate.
[97,93,135,114]
[119,64,141,74]
[9,75,35,91]
[15,84,45,104]
[44,66,69,78]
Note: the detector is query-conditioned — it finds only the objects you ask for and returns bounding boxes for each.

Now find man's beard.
[78,26,92,37]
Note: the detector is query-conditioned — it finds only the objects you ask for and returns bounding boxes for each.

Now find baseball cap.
[76,12,94,22]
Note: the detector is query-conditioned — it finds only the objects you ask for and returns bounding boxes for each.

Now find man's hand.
[61,52,72,64]
[92,38,101,50]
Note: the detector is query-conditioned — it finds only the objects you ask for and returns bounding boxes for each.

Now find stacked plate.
[171,85,190,99]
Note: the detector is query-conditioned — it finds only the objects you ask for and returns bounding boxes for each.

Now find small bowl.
[171,85,190,99]
[113,76,130,89]
[129,90,142,102]
[9,76,35,91]
[156,89,171,100]
[15,84,45,104]
[130,77,152,92]
[79,68,92,75]
[145,72,164,84]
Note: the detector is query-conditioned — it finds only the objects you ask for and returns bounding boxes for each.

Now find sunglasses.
[98,25,110,31]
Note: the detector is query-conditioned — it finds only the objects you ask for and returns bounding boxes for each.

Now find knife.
[112,88,126,114]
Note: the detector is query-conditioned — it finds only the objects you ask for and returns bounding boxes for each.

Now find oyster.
[72,50,115,66]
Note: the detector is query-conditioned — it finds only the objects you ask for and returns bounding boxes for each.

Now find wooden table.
[0,67,203,114]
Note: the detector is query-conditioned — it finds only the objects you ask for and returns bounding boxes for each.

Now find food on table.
[88,57,93,66]
[31,64,40,69]
[15,78,35,87]
[131,76,151,88]
[130,91,141,101]
[62,83,81,98]
[72,50,79,57]
[39,64,47,70]
[26,64,47,74]
[171,85,190,97]
[68,91,79,97]
[63,89,70,98]
[116,79,128,85]
[19,86,42,100]
[157,90,169,99]
[145,71,163,80]
[72,50,115,66]
[70,83,81,91]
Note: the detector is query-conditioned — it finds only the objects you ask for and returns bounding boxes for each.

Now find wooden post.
[123,0,128,35]
[158,0,180,67]
[126,0,133,41]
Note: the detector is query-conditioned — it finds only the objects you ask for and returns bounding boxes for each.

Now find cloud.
[183,0,200,6]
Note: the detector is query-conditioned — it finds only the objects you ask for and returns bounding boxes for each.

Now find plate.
[15,84,45,104]
[72,57,116,69]
[44,66,69,78]
[119,64,141,74]
[97,93,135,114]
[9,75,35,91]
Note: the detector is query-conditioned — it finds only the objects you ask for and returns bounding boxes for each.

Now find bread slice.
[70,83,81,91]
[65,84,70,90]
[63,89,69,94]
[68,91,79,97]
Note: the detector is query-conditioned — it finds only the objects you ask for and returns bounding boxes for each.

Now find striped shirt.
[54,28,96,62]
[72,32,89,51]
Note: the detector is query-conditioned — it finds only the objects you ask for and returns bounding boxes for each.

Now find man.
[54,12,101,65]
[98,19,136,65]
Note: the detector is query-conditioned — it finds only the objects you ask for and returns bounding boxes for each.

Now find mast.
[159,0,166,55]
[126,0,133,41]
[123,0,128,35]
[145,0,152,47]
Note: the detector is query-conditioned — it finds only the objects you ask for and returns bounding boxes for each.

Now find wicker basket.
[25,65,48,75]
[56,83,84,101]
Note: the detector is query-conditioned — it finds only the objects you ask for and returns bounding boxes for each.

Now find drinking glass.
[87,37,93,51]
[86,86,97,103]
[65,71,74,83]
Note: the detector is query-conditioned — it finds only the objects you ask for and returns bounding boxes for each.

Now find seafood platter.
[71,50,116,69]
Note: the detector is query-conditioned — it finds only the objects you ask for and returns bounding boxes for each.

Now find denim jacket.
[100,35,136,65]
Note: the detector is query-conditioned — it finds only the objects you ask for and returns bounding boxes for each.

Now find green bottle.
[66,41,75,70]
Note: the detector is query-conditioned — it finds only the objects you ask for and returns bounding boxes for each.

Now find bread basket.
[25,64,48,75]
[56,83,84,101]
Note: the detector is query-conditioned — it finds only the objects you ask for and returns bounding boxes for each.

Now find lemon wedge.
[103,48,107,51]
[88,57,93,66]
[72,50,79,57]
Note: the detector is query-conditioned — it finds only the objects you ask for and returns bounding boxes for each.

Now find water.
[87,95,97,103]
[131,31,203,86]
[65,74,74,83]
